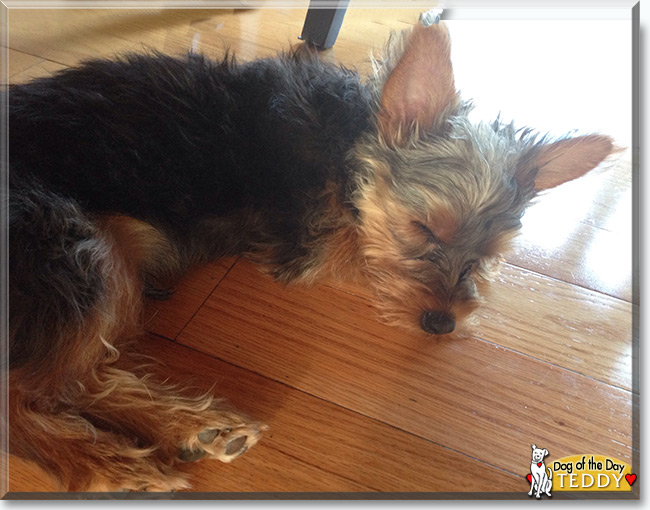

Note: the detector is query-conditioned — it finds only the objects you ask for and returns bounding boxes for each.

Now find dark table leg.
[299,0,350,49]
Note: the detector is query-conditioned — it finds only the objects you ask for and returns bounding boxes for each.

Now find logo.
[525,445,637,495]
[551,454,635,492]
[527,444,553,499]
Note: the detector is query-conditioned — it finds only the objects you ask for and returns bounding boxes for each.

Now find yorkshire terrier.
[6,22,614,491]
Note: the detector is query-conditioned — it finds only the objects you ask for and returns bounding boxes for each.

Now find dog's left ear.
[518,134,616,191]
[378,23,459,147]
[543,449,549,457]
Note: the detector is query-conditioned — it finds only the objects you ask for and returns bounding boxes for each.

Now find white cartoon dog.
[528,444,553,498]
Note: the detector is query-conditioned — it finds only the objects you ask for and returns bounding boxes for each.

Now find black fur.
[10,51,371,246]
[9,180,107,367]
[8,50,373,367]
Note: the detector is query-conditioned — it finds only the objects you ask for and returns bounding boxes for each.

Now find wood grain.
[178,260,634,476]
[149,335,524,493]
[325,266,633,391]
[7,456,59,494]
[505,158,632,301]
[145,257,237,340]
[8,334,524,493]
[474,263,632,390]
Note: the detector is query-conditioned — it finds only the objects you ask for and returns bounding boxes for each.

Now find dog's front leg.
[534,474,543,499]
[528,470,537,496]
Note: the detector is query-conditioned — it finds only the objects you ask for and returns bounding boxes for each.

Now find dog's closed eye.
[411,221,441,245]
[458,259,478,282]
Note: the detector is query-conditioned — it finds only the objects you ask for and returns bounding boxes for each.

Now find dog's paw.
[178,421,267,464]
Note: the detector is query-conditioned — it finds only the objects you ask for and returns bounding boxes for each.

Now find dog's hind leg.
[93,215,265,465]
[8,372,192,491]
[73,360,266,467]
[8,187,262,491]
[9,341,263,491]
[8,185,189,490]
[545,468,553,496]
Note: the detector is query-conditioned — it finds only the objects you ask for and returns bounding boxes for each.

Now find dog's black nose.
[421,311,455,335]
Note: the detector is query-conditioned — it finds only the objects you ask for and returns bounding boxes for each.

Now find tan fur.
[9,220,263,491]
[354,175,468,333]
[425,204,460,245]
[249,180,363,286]
[316,220,363,284]
[98,214,181,285]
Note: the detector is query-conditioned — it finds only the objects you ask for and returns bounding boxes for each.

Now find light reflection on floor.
[446,19,632,301]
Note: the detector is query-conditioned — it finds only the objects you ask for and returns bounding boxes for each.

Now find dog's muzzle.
[421,310,455,335]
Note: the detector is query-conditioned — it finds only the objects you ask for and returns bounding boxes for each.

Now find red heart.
[537,462,542,467]
[526,474,532,483]
[625,474,637,486]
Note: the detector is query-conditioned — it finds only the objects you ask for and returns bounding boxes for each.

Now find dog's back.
[9,51,371,226]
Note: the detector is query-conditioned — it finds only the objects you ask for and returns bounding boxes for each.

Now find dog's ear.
[517,134,616,191]
[543,449,549,457]
[531,444,537,450]
[378,23,458,147]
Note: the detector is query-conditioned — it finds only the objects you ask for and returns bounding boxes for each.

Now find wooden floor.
[4,6,636,497]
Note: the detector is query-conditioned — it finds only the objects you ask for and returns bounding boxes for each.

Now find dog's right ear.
[531,444,537,450]
[377,23,459,147]
[516,134,616,191]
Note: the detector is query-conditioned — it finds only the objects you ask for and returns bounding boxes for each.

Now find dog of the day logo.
[552,454,635,492]
[527,445,553,498]
[526,445,636,497]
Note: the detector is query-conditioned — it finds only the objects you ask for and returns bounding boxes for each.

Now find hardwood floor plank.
[177,260,634,476]
[8,9,160,66]
[9,59,67,84]
[6,8,426,80]
[6,8,405,70]
[321,259,632,392]
[145,258,237,340]
[8,48,44,76]
[473,263,632,390]
[505,159,632,301]
[7,335,523,493]
[7,456,59,494]
[199,255,631,390]
[143,335,524,493]
[507,224,632,303]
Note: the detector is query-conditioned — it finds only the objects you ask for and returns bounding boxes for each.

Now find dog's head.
[531,444,549,463]
[353,23,615,336]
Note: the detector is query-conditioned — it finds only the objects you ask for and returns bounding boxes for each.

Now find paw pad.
[178,423,264,464]
[225,435,247,456]
[178,446,207,463]
[197,428,221,444]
